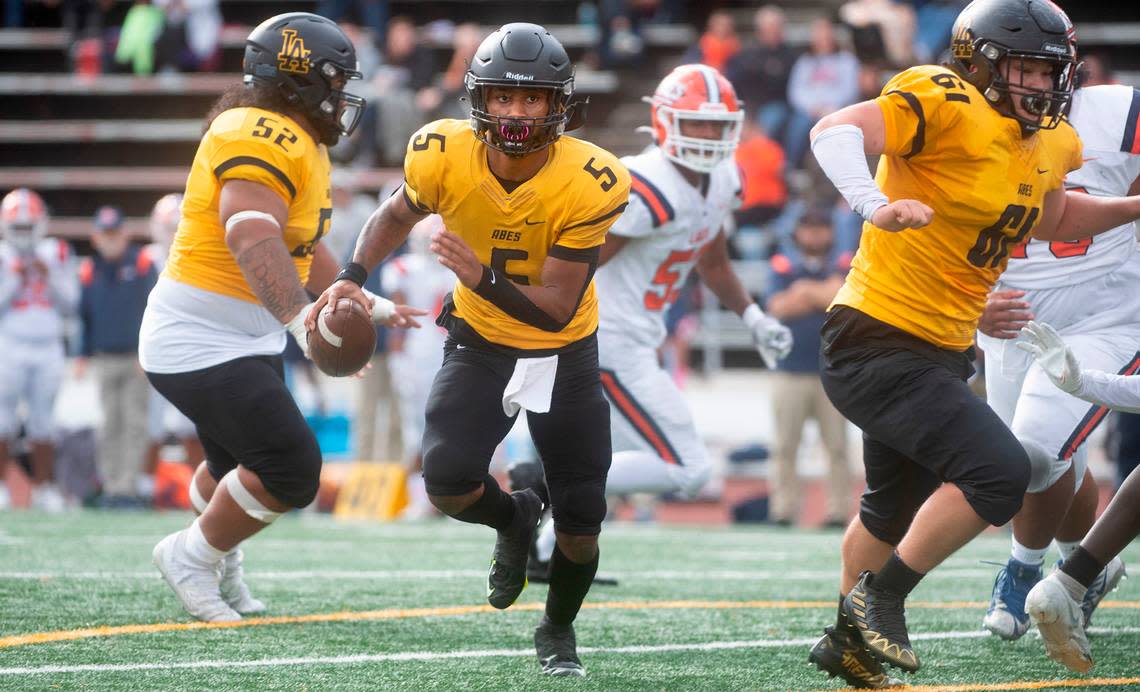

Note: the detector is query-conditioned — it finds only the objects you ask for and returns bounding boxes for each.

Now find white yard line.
[0,567,999,580]
[4,628,1140,677]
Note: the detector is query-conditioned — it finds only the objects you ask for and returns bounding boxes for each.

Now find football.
[308,298,376,377]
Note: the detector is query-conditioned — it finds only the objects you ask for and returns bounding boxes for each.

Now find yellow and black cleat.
[843,571,920,672]
[808,625,904,688]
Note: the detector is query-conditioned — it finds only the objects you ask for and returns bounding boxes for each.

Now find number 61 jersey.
[593,146,741,350]
[403,118,630,352]
[831,64,1083,351]
[165,106,332,304]
[1000,85,1140,289]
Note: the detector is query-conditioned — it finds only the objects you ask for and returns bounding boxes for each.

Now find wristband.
[335,262,368,288]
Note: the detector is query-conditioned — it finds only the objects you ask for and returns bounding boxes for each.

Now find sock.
[1054,567,1090,602]
[1055,539,1081,561]
[183,519,227,567]
[544,543,599,626]
[835,594,854,632]
[452,475,516,532]
[1010,537,1048,567]
[1060,546,1104,590]
[871,552,925,597]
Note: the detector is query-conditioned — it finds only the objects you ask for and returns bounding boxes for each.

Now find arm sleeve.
[210,135,300,204]
[402,125,445,214]
[1074,371,1140,413]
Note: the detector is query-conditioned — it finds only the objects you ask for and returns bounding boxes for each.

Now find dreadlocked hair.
[203,83,296,133]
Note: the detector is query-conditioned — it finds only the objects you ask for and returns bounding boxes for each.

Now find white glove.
[1015,320,1081,393]
[285,302,314,359]
[743,304,793,370]
[361,287,395,324]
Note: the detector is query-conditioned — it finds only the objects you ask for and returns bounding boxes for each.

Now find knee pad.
[549,478,607,536]
[253,429,322,508]
[222,469,283,523]
[859,504,910,547]
[1022,439,1071,494]
[957,445,1031,526]
[421,441,486,496]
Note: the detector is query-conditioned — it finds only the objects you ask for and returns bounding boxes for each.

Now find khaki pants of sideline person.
[769,371,851,523]
[355,352,402,462]
[95,353,150,496]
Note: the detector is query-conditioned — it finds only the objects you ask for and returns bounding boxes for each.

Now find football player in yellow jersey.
[311,23,630,677]
[804,0,1140,684]
[141,13,423,623]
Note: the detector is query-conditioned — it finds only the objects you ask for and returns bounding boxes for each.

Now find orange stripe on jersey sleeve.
[629,171,674,228]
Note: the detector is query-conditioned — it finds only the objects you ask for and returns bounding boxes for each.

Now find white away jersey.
[595,147,741,349]
[1002,85,1140,289]
[0,238,79,343]
[380,253,452,359]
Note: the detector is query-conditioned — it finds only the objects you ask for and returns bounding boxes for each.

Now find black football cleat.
[808,625,904,688]
[487,488,543,609]
[844,571,920,672]
[535,616,586,677]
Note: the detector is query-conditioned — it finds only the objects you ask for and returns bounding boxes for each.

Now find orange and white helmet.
[643,64,744,173]
[149,193,183,252]
[1,188,48,254]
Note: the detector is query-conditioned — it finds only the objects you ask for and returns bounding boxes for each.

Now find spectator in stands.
[911,0,966,63]
[153,0,222,72]
[597,0,657,69]
[839,0,916,68]
[316,0,388,44]
[726,6,799,142]
[420,22,483,121]
[680,10,739,73]
[734,119,787,237]
[77,206,158,508]
[784,18,860,170]
[369,16,436,164]
[113,0,164,75]
[763,207,851,528]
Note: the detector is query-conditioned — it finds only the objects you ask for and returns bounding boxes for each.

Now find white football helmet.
[1,188,48,254]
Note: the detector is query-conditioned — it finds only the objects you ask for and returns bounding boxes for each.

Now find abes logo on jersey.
[278,29,311,74]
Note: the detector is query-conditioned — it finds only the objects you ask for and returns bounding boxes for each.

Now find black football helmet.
[465,23,580,156]
[243,12,366,146]
[947,0,1078,133]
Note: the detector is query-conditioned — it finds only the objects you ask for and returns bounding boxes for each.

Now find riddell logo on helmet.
[278,28,311,74]
[504,72,534,80]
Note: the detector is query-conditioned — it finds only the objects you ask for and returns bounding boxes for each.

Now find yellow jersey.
[165,106,332,304]
[832,65,1083,350]
[403,119,631,351]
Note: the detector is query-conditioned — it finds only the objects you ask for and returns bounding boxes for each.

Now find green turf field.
[1,510,1137,691]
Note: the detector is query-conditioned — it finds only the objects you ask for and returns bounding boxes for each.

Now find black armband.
[473,265,567,332]
[335,262,368,288]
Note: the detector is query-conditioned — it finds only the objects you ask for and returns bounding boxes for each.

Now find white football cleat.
[152,530,241,623]
[32,484,67,513]
[220,548,266,615]
[1026,573,1093,673]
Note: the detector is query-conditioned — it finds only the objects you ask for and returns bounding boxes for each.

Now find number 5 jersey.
[831,64,1083,351]
[594,145,742,350]
[140,107,332,373]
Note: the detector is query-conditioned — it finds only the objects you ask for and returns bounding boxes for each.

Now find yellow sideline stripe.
[2,599,1137,649]
[807,676,1140,691]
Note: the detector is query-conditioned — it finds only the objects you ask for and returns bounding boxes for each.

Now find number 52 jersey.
[831,64,1083,351]
[403,118,630,352]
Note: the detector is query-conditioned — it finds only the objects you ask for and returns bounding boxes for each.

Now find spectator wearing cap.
[77,206,158,508]
[763,208,852,528]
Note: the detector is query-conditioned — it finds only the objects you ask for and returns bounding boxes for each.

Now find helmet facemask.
[466,75,573,157]
[970,43,1077,132]
[653,102,743,173]
[3,222,43,255]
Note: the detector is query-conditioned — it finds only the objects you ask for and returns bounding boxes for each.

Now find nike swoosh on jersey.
[1036,168,1049,174]
[524,218,544,225]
